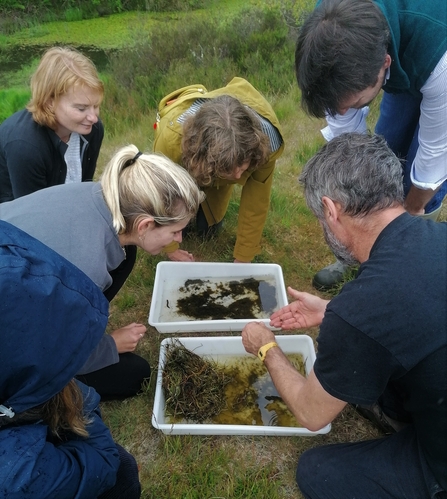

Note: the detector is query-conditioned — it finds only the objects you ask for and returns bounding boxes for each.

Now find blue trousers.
[375,92,447,214]
[296,426,446,499]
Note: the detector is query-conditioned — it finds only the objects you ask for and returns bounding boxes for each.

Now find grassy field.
[2,1,444,497]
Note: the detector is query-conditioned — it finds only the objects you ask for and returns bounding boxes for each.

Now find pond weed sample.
[175,276,278,320]
[162,339,232,423]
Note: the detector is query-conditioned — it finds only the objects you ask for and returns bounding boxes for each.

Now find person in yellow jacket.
[153,77,285,263]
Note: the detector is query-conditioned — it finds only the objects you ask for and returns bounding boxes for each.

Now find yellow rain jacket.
[153,77,285,262]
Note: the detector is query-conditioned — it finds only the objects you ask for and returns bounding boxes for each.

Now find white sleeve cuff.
[410,163,447,190]
[321,107,370,142]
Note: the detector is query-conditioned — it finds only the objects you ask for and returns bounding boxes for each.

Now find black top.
[314,213,447,488]
[0,109,104,202]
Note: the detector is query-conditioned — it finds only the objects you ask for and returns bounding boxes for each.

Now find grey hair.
[101,145,205,234]
[299,133,404,219]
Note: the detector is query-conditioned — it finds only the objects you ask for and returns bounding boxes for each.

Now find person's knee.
[120,353,151,395]
[296,447,323,499]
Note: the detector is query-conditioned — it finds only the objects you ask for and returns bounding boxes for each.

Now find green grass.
[2,3,389,498]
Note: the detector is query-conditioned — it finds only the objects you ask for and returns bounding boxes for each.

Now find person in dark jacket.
[0,46,104,203]
[0,220,141,499]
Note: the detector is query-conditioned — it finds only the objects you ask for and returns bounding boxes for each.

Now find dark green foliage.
[162,339,231,423]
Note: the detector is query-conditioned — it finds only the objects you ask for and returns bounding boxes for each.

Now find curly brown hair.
[181,95,270,186]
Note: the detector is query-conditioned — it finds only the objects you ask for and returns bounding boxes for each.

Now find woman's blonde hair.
[181,95,270,186]
[27,46,104,128]
[101,145,205,235]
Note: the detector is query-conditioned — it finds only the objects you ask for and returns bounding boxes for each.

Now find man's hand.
[110,323,146,353]
[242,322,276,356]
[167,249,195,262]
[270,287,329,330]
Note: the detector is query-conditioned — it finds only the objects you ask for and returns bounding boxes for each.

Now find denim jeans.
[296,425,446,499]
[375,92,447,214]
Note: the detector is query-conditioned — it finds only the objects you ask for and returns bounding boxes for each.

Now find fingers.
[270,313,299,330]
[111,323,147,353]
[168,249,195,262]
[274,318,299,330]
[131,323,146,343]
[270,305,294,322]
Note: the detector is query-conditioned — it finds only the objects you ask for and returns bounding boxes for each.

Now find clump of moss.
[162,340,231,423]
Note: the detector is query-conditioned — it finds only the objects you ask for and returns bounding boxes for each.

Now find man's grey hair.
[299,133,404,219]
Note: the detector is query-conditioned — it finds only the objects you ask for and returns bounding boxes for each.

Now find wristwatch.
[258,341,278,362]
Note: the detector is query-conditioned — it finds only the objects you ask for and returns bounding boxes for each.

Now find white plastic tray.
[148,262,288,333]
[152,335,331,436]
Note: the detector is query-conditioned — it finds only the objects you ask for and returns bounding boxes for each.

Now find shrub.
[64,7,83,21]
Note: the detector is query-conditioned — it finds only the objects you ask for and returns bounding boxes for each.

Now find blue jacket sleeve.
[0,384,120,499]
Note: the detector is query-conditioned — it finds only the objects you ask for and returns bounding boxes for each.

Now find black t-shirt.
[314,213,447,488]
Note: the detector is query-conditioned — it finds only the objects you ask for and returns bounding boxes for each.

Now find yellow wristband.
[258,341,278,362]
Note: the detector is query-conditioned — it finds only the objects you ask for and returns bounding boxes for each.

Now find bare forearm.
[242,322,346,431]
[262,347,308,422]
[405,185,439,215]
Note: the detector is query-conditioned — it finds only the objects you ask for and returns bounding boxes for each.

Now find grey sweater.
[0,182,125,373]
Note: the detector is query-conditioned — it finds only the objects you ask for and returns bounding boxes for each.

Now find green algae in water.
[164,353,306,427]
[213,354,305,427]
[176,277,278,320]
